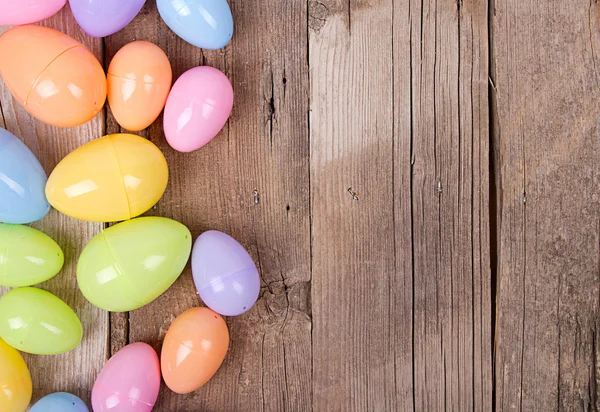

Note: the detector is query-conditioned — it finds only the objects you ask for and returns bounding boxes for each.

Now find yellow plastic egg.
[45,134,168,222]
[0,337,32,412]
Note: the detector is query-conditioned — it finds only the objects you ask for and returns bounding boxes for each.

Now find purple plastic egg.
[69,0,146,38]
[192,231,260,316]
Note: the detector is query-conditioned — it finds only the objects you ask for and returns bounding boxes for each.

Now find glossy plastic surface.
[108,41,172,132]
[45,133,168,222]
[30,392,88,412]
[161,307,229,394]
[0,25,106,128]
[0,287,83,355]
[77,217,192,312]
[0,338,31,412]
[164,66,233,152]
[157,0,233,50]
[70,0,146,38]
[0,0,66,26]
[92,343,160,412]
[192,230,260,316]
[0,128,50,224]
[0,224,64,287]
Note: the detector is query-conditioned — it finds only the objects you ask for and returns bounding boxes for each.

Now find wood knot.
[309,1,330,32]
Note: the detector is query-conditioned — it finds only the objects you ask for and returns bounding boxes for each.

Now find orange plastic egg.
[0,26,106,128]
[161,307,229,394]
[108,41,172,132]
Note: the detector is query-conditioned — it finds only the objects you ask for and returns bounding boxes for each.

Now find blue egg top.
[30,392,89,412]
[0,128,50,224]
[157,0,234,50]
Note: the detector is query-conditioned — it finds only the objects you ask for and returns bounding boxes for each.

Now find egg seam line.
[23,44,83,108]
[107,73,168,85]
[200,266,256,288]
[171,1,191,15]
[107,135,134,220]
[0,244,7,283]
[101,232,145,310]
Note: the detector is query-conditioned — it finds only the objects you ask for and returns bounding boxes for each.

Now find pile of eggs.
[0,1,261,411]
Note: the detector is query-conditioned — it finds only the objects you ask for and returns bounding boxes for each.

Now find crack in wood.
[269,71,276,147]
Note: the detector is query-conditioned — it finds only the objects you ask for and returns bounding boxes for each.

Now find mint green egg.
[77,217,192,312]
[0,287,83,355]
[0,224,64,287]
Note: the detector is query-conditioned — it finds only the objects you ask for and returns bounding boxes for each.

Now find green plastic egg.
[0,287,83,355]
[0,224,64,287]
[77,217,192,312]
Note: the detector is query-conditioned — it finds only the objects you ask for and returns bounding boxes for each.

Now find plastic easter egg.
[108,41,172,132]
[70,0,146,38]
[164,66,233,152]
[0,25,106,128]
[161,307,229,394]
[0,128,50,224]
[0,0,66,26]
[0,224,64,287]
[92,343,160,412]
[157,0,233,50]
[77,217,192,312]
[192,231,260,316]
[0,287,82,355]
[45,134,168,222]
[30,392,88,412]
[0,337,32,412]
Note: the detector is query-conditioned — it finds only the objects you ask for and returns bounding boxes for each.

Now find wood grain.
[493,1,600,410]
[409,0,492,411]
[309,1,397,410]
[0,5,107,407]
[310,0,491,410]
[104,1,311,411]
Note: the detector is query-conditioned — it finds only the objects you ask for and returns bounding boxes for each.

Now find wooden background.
[0,0,599,410]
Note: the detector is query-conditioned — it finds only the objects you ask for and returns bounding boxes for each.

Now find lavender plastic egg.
[69,0,146,38]
[192,231,260,316]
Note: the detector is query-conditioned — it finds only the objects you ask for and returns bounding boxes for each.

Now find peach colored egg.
[108,41,172,132]
[0,25,106,128]
[161,307,229,394]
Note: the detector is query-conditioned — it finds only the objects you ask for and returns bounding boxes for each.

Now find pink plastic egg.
[0,0,66,26]
[163,66,233,152]
[92,342,160,412]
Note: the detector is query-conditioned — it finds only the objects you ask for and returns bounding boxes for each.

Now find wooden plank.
[104,1,311,410]
[309,1,397,410]
[409,0,492,410]
[310,0,491,410]
[0,6,107,407]
[493,1,600,410]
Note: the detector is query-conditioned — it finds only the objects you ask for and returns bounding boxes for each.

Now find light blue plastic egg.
[0,128,50,224]
[157,0,233,50]
[30,392,89,412]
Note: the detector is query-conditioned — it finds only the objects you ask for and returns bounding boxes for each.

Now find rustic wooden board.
[0,0,500,410]
[104,1,311,411]
[309,0,491,410]
[0,7,107,407]
[493,0,600,410]
[408,0,492,410]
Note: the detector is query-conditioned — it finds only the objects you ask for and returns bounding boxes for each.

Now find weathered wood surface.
[104,1,312,411]
[309,0,491,411]
[5,0,600,410]
[492,1,600,411]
